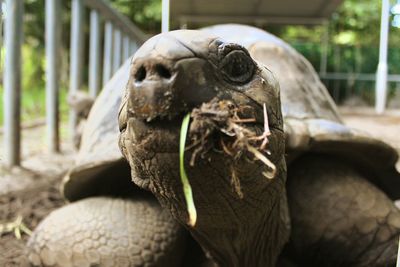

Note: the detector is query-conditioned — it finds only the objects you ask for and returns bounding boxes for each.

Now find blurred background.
[0,1,400,265]
[1,0,399,127]
[0,0,400,173]
[0,0,399,166]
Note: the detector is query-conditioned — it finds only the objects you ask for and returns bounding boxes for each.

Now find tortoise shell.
[63,24,400,202]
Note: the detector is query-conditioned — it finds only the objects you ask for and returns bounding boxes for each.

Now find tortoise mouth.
[119,108,187,134]
[121,98,269,155]
[140,110,188,126]
[122,114,184,155]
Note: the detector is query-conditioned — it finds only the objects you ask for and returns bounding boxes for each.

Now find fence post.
[102,21,113,87]
[3,0,23,167]
[319,21,329,76]
[112,28,122,73]
[162,0,170,33]
[333,46,341,102]
[69,0,85,138]
[45,0,61,153]
[0,0,3,62]
[122,34,130,61]
[375,0,390,114]
[89,9,101,98]
[130,40,138,56]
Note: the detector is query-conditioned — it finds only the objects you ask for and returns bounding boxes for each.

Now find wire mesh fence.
[292,41,400,106]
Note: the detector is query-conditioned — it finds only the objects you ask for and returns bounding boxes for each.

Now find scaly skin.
[286,154,400,267]
[28,26,400,267]
[27,197,186,267]
[118,30,288,267]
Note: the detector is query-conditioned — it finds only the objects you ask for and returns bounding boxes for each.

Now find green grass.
[0,44,70,127]
[0,86,69,126]
[179,113,197,227]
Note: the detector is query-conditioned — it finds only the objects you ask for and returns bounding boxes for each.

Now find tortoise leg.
[286,154,400,267]
[27,196,187,267]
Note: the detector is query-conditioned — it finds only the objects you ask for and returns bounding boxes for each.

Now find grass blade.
[180,113,197,227]
[246,145,276,179]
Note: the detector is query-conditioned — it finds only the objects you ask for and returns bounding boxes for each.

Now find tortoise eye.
[220,50,255,84]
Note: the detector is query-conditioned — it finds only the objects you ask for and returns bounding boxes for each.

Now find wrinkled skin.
[27,26,400,267]
[118,29,400,267]
[118,30,289,266]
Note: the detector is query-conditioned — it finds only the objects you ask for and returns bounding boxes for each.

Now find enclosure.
[1,0,400,266]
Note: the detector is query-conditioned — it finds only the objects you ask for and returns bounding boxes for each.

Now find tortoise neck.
[188,185,289,267]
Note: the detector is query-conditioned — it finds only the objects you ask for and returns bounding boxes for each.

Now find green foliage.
[2,0,400,125]
[109,0,161,33]
[24,0,46,48]
[332,0,381,43]
[279,0,400,46]
[281,25,326,43]
[22,45,45,90]
[274,0,400,104]
[0,85,68,125]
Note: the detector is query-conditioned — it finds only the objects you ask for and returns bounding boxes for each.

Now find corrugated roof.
[170,0,343,27]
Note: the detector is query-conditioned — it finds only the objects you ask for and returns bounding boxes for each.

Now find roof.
[170,0,344,27]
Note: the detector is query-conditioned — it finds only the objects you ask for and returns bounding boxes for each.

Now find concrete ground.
[340,107,400,148]
[340,107,400,170]
[0,123,75,195]
[0,124,75,266]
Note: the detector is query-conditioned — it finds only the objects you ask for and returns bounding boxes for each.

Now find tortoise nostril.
[155,64,171,79]
[135,66,146,82]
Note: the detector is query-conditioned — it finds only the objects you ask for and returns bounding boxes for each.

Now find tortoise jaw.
[122,116,182,154]
[140,110,188,124]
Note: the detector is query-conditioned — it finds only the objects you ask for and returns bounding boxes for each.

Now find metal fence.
[320,73,400,104]
[2,0,147,167]
[292,42,400,106]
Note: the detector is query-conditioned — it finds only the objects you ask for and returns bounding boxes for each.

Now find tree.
[109,0,161,33]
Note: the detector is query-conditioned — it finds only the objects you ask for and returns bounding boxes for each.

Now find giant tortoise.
[27,24,400,267]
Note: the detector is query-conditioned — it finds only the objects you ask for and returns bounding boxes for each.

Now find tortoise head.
[118,30,287,265]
